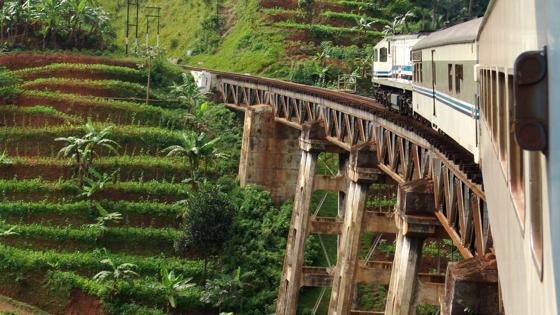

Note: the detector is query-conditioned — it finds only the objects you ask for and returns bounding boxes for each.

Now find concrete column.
[276,122,336,315]
[441,253,499,315]
[385,179,439,315]
[328,146,381,315]
[238,105,301,203]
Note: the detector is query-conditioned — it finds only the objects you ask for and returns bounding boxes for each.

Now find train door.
[431,49,437,118]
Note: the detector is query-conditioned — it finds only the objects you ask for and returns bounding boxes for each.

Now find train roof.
[412,17,483,50]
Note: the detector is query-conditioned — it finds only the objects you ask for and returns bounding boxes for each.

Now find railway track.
[184,66,483,186]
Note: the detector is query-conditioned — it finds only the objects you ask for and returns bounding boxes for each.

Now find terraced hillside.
[0,53,239,315]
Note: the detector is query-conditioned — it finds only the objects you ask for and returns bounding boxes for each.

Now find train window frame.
[507,73,525,229]
[455,64,463,94]
[380,47,388,62]
[448,64,454,92]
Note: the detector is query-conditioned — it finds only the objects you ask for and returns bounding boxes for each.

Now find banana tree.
[55,121,120,186]
[161,132,224,189]
[93,258,138,297]
[155,267,195,314]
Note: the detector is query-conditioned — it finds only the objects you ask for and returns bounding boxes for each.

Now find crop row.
[0,243,204,279]
[18,90,185,128]
[14,63,146,83]
[22,78,148,100]
[46,271,206,312]
[0,104,80,127]
[0,123,186,157]
[0,199,181,228]
[2,223,180,256]
[0,52,139,70]
[0,155,191,182]
[273,21,383,38]
[0,178,188,202]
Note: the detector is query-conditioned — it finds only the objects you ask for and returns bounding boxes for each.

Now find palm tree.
[154,267,195,314]
[93,258,138,296]
[161,132,224,189]
[55,121,120,186]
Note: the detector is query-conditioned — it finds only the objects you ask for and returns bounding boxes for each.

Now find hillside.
[0,52,244,314]
[98,0,489,82]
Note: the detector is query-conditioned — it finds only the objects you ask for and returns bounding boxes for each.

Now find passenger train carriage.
[373,1,560,312]
[477,0,558,314]
[411,18,482,158]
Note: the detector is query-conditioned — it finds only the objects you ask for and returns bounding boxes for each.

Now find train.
[373,0,559,313]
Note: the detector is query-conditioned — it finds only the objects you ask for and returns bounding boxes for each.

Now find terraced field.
[0,53,222,314]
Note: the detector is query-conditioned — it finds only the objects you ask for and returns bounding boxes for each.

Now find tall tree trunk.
[468,0,473,17]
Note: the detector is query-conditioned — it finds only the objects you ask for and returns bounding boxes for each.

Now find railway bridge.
[193,69,499,314]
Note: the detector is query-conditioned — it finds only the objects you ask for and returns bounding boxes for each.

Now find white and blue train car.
[410,18,482,158]
[372,34,425,113]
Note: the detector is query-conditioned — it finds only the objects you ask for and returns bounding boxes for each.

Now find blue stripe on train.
[412,85,480,119]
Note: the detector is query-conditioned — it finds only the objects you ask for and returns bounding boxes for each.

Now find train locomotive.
[372,34,425,115]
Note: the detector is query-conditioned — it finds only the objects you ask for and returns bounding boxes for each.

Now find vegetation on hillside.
[0,0,114,50]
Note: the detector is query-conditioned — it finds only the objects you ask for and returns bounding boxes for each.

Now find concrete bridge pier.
[238,105,301,203]
[275,122,340,315]
[328,146,382,315]
[385,179,439,315]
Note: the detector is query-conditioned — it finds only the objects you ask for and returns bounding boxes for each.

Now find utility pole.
[145,6,161,48]
[125,0,140,55]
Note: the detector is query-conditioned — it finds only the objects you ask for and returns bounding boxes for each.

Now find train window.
[498,72,507,162]
[419,63,423,83]
[380,48,388,62]
[455,65,463,94]
[508,74,525,225]
[374,49,378,62]
[448,64,453,92]
[491,70,498,143]
[529,152,543,279]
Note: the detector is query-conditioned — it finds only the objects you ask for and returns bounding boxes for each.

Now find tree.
[93,258,138,296]
[153,267,195,314]
[174,183,236,278]
[161,132,224,189]
[55,121,120,186]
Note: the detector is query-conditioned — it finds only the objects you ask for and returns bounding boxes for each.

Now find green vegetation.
[0,0,113,50]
